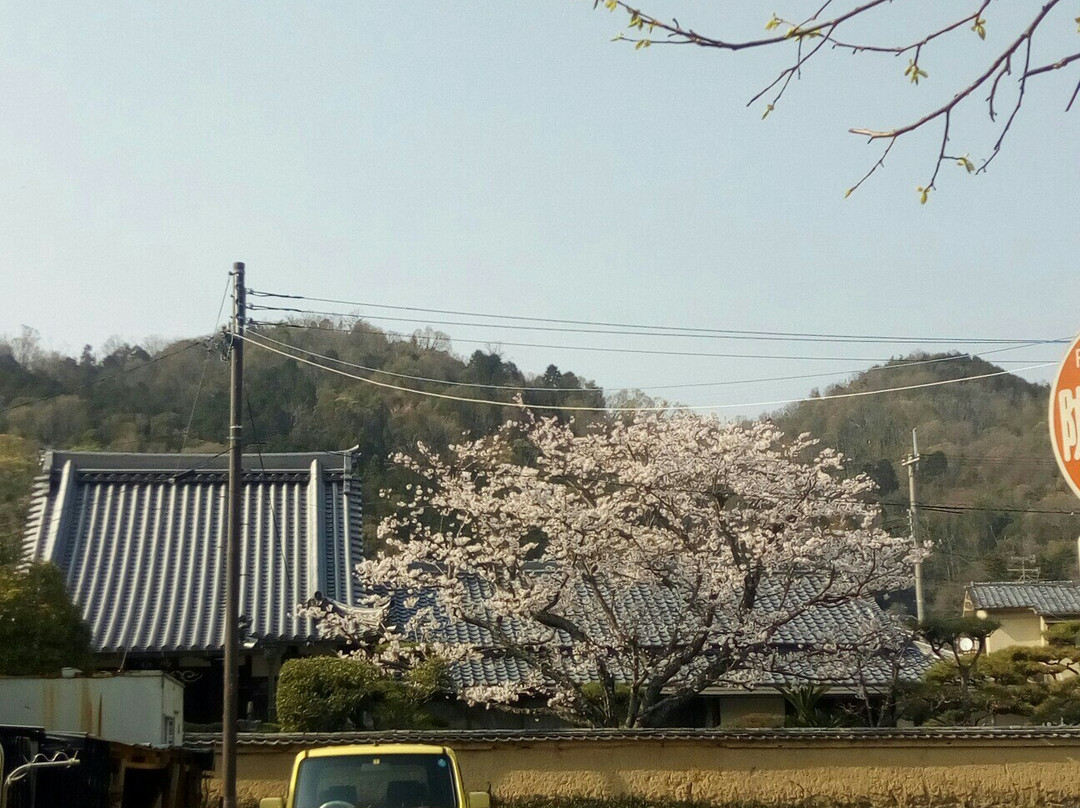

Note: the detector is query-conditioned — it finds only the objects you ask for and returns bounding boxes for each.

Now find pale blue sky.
[2,2,1077,417]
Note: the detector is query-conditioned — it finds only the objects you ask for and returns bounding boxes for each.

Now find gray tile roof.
[436,646,926,692]
[382,575,927,691]
[387,575,895,649]
[22,450,364,654]
[966,581,1080,616]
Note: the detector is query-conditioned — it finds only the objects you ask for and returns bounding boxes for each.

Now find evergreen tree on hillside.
[0,320,603,551]
[775,354,1074,612]
[3,327,1072,602]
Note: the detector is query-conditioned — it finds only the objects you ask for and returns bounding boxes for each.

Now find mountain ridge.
[774,352,1074,611]
[3,330,1074,612]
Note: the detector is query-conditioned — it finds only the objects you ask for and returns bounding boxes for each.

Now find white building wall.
[0,671,183,747]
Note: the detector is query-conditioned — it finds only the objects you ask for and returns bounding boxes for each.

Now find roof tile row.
[23,451,363,653]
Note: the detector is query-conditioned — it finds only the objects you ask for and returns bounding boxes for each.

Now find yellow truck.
[259,744,492,808]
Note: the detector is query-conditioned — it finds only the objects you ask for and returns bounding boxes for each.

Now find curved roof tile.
[23,451,364,653]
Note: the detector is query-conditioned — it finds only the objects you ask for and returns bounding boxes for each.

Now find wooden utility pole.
[902,428,924,623]
[223,261,245,808]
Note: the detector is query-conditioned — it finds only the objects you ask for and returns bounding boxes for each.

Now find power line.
[240,331,1055,413]
[246,329,1053,397]
[918,503,1080,516]
[249,319,1056,366]
[247,289,1067,346]
[244,387,294,608]
[249,331,602,393]
[247,301,1061,347]
[178,278,233,460]
[169,449,230,481]
[876,497,1076,514]
[947,455,1059,466]
[1,340,206,415]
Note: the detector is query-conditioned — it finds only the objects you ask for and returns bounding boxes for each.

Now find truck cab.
[260,744,491,808]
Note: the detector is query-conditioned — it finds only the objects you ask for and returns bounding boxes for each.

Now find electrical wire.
[871,497,1079,516]
[247,302,1060,347]
[244,388,294,607]
[1,340,206,414]
[240,331,1056,413]
[248,319,1056,366]
[796,496,1079,517]
[947,454,1059,466]
[247,289,1068,346]
[917,503,1080,516]
[178,277,232,460]
[249,331,602,393]
[169,449,230,481]
[246,329,1052,397]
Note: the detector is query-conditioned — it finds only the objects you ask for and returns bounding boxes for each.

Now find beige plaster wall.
[453,740,1080,806]
[220,735,1080,808]
[986,613,1044,653]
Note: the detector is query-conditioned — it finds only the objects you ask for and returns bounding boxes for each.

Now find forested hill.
[0,321,604,546]
[2,326,1075,613]
[773,353,1078,611]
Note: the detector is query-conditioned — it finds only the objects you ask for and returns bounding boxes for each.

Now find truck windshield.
[294,753,459,808]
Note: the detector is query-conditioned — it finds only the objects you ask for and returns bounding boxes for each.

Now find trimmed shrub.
[276,655,447,731]
[276,656,383,732]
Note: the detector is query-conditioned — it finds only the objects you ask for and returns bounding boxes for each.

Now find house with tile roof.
[23,450,926,729]
[963,581,1080,653]
[21,449,372,723]
[341,573,930,729]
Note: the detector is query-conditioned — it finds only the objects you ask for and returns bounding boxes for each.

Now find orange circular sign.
[1050,333,1080,499]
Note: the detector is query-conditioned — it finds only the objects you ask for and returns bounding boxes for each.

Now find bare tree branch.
[979,36,1033,174]
[593,0,1077,198]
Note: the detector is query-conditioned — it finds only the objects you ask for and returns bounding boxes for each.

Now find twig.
[748,31,832,109]
[844,138,896,198]
[925,111,952,191]
[849,0,1062,140]
[612,0,894,51]
[601,0,1072,194]
[979,36,1032,174]
[987,56,1012,122]
[1025,51,1080,78]
[809,0,838,23]
[828,0,993,57]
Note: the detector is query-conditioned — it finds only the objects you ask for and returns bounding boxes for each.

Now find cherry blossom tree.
[322,412,923,727]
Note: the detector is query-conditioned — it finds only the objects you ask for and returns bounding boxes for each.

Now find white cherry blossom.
[321,411,924,727]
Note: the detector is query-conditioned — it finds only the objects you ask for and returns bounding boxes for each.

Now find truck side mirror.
[468,792,491,808]
[259,799,285,808]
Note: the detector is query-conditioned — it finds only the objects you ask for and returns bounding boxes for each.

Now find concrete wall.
[220,733,1080,808]
[0,671,184,747]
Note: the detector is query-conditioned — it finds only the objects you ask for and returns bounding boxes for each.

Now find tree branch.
[596,0,1073,196]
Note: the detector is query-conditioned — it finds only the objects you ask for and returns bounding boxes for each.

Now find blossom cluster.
[330,412,923,727]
